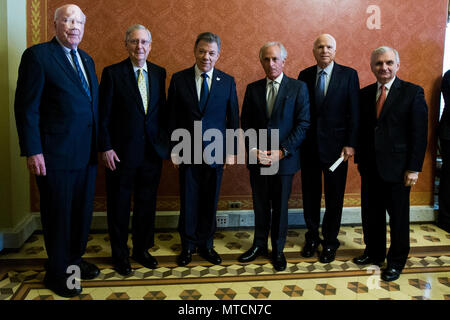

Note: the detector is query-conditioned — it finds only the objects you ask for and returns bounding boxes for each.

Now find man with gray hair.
[239,42,310,271]
[298,34,360,263]
[355,46,427,281]
[99,24,169,276]
[15,4,99,297]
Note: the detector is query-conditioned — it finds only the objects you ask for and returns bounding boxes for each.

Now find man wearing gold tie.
[99,25,169,275]
[355,46,428,281]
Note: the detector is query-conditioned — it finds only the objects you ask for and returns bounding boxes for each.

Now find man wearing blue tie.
[298,34,360,263]
[14,4,99,297]
[167,32,239,266]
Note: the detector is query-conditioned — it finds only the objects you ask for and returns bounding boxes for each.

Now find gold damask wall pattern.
[26,0,447,211]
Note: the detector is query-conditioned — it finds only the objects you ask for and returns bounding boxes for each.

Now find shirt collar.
[132,61,148,74]
[377,76,396,91]
[195,64,214,79]
[55,36,76,54]
[266,73,284,85]
[317,61,334,75]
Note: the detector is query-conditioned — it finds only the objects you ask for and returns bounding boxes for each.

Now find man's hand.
[224,154,236,169]
[102,150,120,171]
[404,171,419,187]
[340,146,355,162]
[27,154,46,176]
[171,153,181,169]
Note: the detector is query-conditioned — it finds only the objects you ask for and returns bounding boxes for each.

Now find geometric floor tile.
[234,232,251,239]
[106,292,130,300]
[33,295,54,300]
[143,291,166,300]
[380,281,400,292]
[423,236,441,243]
[70,294,93,300]
[421,226,436,232]
[249,287,271,299]
[438,277,450,287]
[315,284,337,295]
[215,288,237,300]
[347,282,369,293]
[225,242,242,250]
[179,289,202,300]
[282,285,304,297]
[408,279,431,290]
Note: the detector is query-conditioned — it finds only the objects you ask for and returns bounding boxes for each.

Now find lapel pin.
[216,77,221,81]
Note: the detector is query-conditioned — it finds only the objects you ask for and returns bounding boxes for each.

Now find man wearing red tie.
[354,46,428,281]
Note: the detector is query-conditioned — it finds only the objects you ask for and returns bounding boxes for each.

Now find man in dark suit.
[438,70,450,232]
[298,34,360,263]
[99,25,169,276]
[167,32,239,266]
[239,42,310,271]
[354,46,428,281]
[14,4,99,297]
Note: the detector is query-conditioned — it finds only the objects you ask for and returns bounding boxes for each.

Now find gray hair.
[371,46,400,64]
[125,24,152,43]
[313,34,337,51]
[195,32,221,52]
[54,4,86,23]
[259,42,288,61]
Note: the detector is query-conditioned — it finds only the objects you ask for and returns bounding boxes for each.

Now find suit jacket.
[98,58,169,167]
[241,75,310,175]
[298,62,360,163]
[439,69,450,141]
[15,37,99,170]
[167,66,239,166]
[356,77,428,182]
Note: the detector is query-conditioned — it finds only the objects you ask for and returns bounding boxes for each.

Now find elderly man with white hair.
[15,4,99,297]
[298,34,360,264]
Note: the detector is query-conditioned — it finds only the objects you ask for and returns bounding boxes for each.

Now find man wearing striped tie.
[355,47,428,281]
[99,25,169,276]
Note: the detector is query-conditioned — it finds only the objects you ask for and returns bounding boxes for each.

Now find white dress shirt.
[316,61,334,96]
[195,64,213,101]
[56,36,90,88]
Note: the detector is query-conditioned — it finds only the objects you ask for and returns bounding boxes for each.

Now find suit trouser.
[438,139,450,232]
[300,156,348,250]
[249,170,293,253]
[361,169,411,270]
[178,164,223,251]
[106,144,162,262]
[36,164,97,280]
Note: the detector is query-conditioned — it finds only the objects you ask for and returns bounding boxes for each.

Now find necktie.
[267,80,276,118]
[70,49,91,100]
[199,73,209,112]
[315,70,326,107]
[137,69,148,114]
[376,85,386,118]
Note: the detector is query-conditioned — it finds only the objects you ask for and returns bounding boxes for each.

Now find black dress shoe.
[198,248,222,265]
[381,267,401,282]
[353,253,384,266]
[79,260,100,280]
[238,246,268,263]
[319,248,336,263]
[177,249,194,266]
[113,258,132,276]
[132,251,158,269]
[301,240,320,258]
[272,252,287,271]
[44,275,82,298]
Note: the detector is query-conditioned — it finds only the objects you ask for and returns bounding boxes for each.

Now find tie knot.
[380,85,386,91]
[202,73,208,79]
[70,49,77,56]
[319,70,326,76]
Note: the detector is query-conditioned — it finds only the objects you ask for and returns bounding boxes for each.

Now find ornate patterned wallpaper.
[27,0,447,210]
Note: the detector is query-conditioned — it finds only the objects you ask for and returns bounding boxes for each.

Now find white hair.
[54,4,86,23]
[125,24,152,43]
[371,46,400,64]
[259,42,288,61]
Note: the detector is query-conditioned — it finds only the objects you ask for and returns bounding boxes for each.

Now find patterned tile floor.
[0,223,449,300]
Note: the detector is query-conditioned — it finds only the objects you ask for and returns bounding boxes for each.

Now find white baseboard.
[0,206,437,250]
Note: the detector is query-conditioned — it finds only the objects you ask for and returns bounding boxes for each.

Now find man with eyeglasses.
[15,4,99,298]
[99,25,169,276]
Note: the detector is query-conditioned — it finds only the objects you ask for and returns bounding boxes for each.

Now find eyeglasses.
[127,39,151,46]
[59,17,85,26]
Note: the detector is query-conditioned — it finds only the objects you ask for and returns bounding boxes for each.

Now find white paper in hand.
[329,156,344,172]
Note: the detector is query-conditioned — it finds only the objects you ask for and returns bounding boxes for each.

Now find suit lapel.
[50,38,84,92]
[147,61,159,117]
[378,77,401,120]
[78,49,96,101]
[270,75,289,119]
[121,58,146,116]
[203,69,220,114]
[183,66,201,116]
[322,63,339,107]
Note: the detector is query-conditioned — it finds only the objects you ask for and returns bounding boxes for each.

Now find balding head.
[313,34,336,68]
[54,4,86,49]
